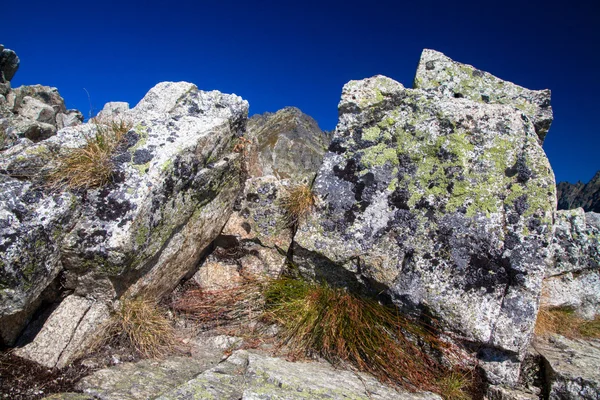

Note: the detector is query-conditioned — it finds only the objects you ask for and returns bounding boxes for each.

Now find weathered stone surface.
[294,69,555,385]
[159,350,440,400]
[557,171,600,213]
[1,83,82,144]
[414,49,553,143]
[2,81,248,353]
[543,209,600,318]
[0,176,78,345]
[246,107,331,181]
[535,335,600,399]
[0,45,19,82]
[15,295,110,368]
[76,356,221,400]
[194,176,293,289]
[47,82,248,301]
[486,385,539,400]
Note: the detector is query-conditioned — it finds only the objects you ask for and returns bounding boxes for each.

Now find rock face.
[543,209,600,318]
[1,81,248,351]
[246,107,331,182]
[193,176,293,289]
[557,171,600,213]
[295,50,556,385]
[535,335,600,399]
[414,49,553,143]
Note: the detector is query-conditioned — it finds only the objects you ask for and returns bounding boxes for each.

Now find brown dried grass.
[263,278,473,397]
[535,307,600,339]
[280,184,316,227]
[46,117,132,190]
[96,296,177,359]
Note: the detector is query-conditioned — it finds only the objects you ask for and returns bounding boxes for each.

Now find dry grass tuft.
[171,278,265,331]
[535,307,600,339]
[97,296,177,359]
[280,184,316,227]
[262,278,471,396]
[46,117,132,190]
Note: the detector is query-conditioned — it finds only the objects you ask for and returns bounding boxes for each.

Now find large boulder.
[414,49,553,143]
[1,81,248,352]
[246,107,331,182]
[542,209,600,318]
[295,51,556,385]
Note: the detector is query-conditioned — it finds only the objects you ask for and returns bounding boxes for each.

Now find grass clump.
[535,306,600,339]
[280,183,316,227]
[263,278,472,397]
[98,296,177,359]
[46,116,132,190]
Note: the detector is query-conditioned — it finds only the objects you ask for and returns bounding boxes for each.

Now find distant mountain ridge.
[557,171,600,212]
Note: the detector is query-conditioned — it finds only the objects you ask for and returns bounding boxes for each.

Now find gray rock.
[486,385,539,400]
[0,176,78,345]
[158,350,440,400]
[56,110,84,130]
[294,67,555,385]
[246,107,331,182]
[414,49,553,143]
[45,82,248,303]
[97,101,130,120]
[76,356,222,400]
[1,81,248,354]
[0,45,19,82]
[15,295,109,368]
[543,209,600,318]
[535,335,600,399]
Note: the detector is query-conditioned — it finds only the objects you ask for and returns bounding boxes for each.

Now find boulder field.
[1,45,599,399]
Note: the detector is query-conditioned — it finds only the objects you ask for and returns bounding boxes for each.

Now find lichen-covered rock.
[414,49,553,143]
[193,176,293,288]
[294,69,556,385]
[543,209,600,318]
[535,335,600,399]
[0,176,78,345]
[246,107,331,182]
[14,295,109,368]
[158,350,440,400]
[1,81,248,353]
[53,81,248,300]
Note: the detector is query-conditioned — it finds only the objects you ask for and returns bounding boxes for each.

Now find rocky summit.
[557,170,600,213]
[1,45,599,400]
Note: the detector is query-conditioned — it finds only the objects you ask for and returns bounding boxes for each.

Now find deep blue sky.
[3,0,598,183]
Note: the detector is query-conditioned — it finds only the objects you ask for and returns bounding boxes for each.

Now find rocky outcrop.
[0,46,83,150]
[542,209,600,318]
[534,335,600,399]
[1,81,248,354]
[295,50,556,385]
[414,49,553,143]
[557,171,600,213]
[246,107,331,182]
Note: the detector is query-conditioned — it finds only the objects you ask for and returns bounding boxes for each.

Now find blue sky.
[3,0,599,183]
